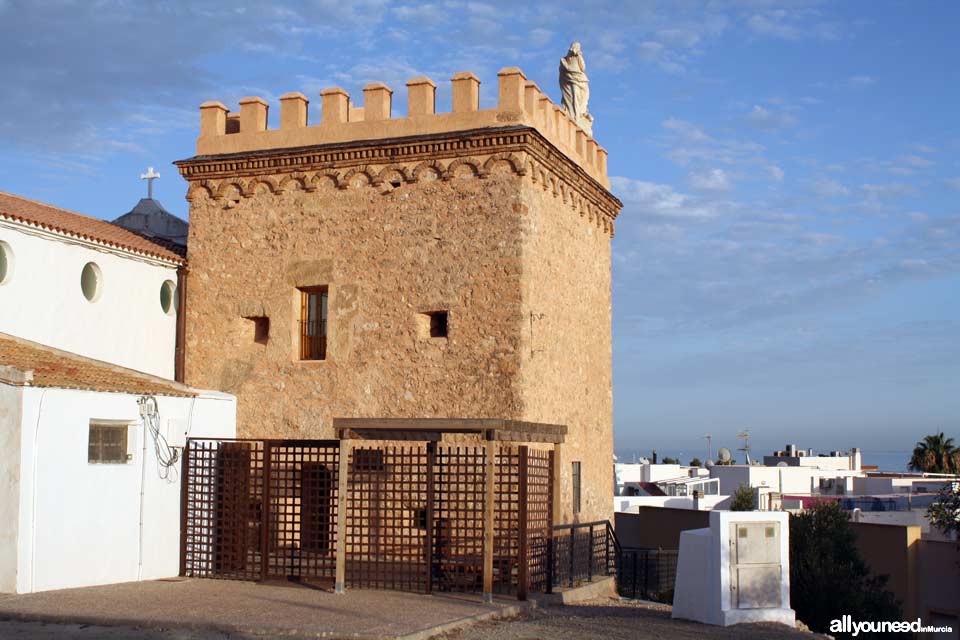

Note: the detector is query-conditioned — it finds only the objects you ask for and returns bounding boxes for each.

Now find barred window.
[299,286,328,360]
[88,422,129,464]
[572,461,582,515]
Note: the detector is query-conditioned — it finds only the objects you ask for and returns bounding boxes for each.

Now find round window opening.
[160,280,177,315]
[80,262,102,302]
[0,241,12,285]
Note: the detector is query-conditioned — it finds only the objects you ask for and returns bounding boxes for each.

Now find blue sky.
[1,1,957,457]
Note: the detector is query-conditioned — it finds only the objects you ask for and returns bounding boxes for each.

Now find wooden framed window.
[88,422,129,464]
[572,461,582,515]
[299,286,328,360]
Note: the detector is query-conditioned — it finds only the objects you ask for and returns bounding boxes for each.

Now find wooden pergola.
[333,417,566,443]
[331,418,565,601]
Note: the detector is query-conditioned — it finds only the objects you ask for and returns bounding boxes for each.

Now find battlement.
[195,67,609,188]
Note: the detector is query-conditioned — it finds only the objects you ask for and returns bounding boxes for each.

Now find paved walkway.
[0,579,522,640]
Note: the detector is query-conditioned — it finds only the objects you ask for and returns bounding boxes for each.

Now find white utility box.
[672,510,795,627]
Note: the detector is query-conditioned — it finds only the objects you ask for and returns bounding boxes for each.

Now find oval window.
[0,240,12,285]
[80,262,102,302]
[160,280,176,315]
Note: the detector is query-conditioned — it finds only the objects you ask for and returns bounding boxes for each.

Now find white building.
[615,461,728,512]
[0,189,236,594]
[0,191,185,379]
[0,333,236,593]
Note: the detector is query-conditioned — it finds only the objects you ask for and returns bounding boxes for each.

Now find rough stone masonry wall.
[184,168,528,437]
[517,176,613,524]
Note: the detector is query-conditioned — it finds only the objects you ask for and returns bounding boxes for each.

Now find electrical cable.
[137,395,180,479]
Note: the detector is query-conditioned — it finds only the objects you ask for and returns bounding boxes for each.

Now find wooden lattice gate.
[181,438,554,597]
[181,438,340,585]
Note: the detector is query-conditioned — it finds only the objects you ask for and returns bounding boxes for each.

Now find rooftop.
[0,332,194,397]
[0,191,185,264]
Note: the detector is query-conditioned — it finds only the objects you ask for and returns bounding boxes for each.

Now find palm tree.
[909,432,958,474]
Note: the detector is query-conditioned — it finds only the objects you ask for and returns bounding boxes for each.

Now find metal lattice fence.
[617,548,679,601]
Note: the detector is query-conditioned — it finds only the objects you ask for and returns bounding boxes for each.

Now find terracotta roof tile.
[0,191,185,264]
[0,333,195,397]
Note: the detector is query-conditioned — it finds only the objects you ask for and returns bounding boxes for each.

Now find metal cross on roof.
[140,167,160,199]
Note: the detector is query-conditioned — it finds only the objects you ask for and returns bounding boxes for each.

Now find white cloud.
[810,178,850,198]
[656,28,701,48]
[689,168,733,192]
[663,118,714,143]
[901,154,934,168]
[944,178,960,191]
[862,183,914,200]
[744,105,797,132]
[746,10,839,41]
[611,176,722,218]
[638,41,664,60]
[767,165,785,182]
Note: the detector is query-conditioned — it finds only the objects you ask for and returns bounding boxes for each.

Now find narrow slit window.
[299,286,328,360]
[572,461,582,515]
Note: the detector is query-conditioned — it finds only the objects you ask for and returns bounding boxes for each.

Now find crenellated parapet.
[193,67,610,189]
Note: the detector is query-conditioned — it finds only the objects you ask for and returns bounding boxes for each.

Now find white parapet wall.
[672,510,795,628]
[614,495,731,512]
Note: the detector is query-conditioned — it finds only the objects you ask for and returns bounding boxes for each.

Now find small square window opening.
[428,311,448,338]
[89,423,129,463]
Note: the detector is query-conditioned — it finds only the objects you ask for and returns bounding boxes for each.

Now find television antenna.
[736,429,752,465]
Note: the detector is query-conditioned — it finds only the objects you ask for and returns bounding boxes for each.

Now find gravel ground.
[443,597,823,640]
[0,597,824,640]
[0,621,243,639]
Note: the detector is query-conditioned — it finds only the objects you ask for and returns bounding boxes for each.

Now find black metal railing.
[548,520,617,591]
[299,320,327,360]
[617,548,679,601]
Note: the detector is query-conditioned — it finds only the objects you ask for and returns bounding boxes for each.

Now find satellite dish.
[776,461,788,468]
[718,447,732,463]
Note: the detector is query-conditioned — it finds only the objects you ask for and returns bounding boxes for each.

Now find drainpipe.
[174,265,188,383]
[137,397,149,581]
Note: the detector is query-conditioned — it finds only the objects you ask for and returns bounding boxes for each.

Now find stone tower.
[175,67,622,523]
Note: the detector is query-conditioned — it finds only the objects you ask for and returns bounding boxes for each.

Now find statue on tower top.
[559,42,593,136]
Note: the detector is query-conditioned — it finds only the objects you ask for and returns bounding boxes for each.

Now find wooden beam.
[517,445,529,601]
[332,418,567,443]
[482,439,496,603]
[334,438,352,593]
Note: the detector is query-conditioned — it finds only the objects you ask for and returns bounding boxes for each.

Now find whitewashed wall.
[8,386,235,594]
[710,465,864,496]
[614,495,731,512]
[0,379,23,593]
[0,222,179,378]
